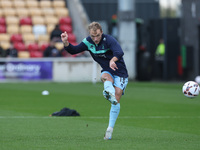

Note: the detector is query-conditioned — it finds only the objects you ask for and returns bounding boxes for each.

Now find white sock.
[108,103,120,128]
[107,126,113,132]
[104,81,115,95]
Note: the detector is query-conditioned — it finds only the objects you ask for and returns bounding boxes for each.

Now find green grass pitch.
[0,81,200,150]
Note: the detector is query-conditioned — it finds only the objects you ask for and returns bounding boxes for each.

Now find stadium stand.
[13,0,26,8]
[0,0,78,58]
[45,16,58,25]
[10,34,23,43]
[16,8,30,18]
[39,43,49,52]
[6,16,19,25]
[20,17,32,25]
[38,34,50,43]
[0,25,6,33]
[0,10,2,17]
[1,42,10,50]
[40,0,52,8]
[29,8,42,17]
[0,34,10,43]
[20,25,33,34]
[22,33,36,44]
[7,25,20,34]
[0,17,6,26]
[26,0,39,8]
[42,8,55,16]
[13,42,26,51]
[32,24,47,38]
[18,51,30,58]
[59,16,72,25]
[52,0,66,8]
[55,8,69,18]
[3,8,16,16]
[0,1,13,8]
[30,51,43,58]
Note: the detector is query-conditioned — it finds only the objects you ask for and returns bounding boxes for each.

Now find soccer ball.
[195,76,200,84]
[182,81,199,98]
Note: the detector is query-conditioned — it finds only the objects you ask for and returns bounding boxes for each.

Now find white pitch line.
[0,116,200,119]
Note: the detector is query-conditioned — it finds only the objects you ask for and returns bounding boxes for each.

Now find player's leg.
[104,76,128,140]
[101,71,118,105]
[104,87,122,140]
[115,86,123,102]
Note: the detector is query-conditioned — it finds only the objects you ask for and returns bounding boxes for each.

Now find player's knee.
[101,76,108,82]
[101,73,114,82]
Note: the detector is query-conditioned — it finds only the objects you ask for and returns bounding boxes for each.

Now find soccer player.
[61,22,128,140]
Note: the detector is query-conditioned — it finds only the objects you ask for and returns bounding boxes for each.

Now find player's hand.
[61,31,69,46]
[110,59,118,71]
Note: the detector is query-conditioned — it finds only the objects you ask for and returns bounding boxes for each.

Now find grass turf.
[0,82,200,150]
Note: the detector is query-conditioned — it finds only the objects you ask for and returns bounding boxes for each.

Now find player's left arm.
[108,36,124,71]
[110,56,118,71]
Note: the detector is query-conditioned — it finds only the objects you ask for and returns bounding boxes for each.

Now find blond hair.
[88,22,102,32]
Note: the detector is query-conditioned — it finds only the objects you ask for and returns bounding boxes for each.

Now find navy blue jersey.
[64,34,128,78]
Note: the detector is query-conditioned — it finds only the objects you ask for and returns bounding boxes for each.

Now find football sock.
[107,126,113,132]
[108,103,120,128]
[104,81,115,95]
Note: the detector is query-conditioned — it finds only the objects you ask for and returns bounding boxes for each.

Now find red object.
[59,25,72,33]
[59,17,72,25]
[40,43,49,51]
[0,17,6,25]
[68,33,76,43]
[20,17,32,25]
[177,55,183,76]
[10,34,23,43]
[27,43,40,51]
[14,42,26,51]
[30,51,43,58]
[0,25,6,33]
[139,45,146,51]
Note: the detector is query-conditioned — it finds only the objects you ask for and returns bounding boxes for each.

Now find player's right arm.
[61,31,87,54]
[61,31,69,47]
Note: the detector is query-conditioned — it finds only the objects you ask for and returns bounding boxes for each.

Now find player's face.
[90,29,102,44]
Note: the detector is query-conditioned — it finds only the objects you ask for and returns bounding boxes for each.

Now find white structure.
[118,0,136,79]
